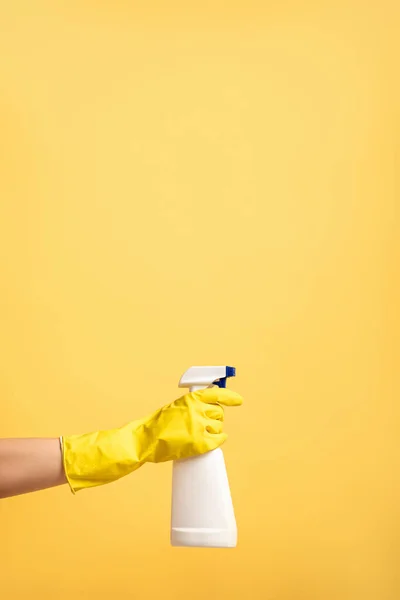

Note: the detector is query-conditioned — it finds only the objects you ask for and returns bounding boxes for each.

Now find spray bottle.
[171,366,237,548]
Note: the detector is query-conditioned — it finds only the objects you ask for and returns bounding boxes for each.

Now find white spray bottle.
[171,366,238,548]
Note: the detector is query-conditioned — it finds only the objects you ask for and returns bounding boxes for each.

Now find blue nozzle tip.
[214,366,236,388]
[226,366,236,378]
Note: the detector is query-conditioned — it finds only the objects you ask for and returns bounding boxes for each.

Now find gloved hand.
[61,387,243,493]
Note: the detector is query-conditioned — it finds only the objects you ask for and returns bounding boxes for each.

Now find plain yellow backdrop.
[0,2,398,599]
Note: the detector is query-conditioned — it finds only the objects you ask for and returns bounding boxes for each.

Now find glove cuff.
[61,424,144,493]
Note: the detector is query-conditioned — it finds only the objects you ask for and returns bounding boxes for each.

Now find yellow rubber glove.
[62,387,243,493]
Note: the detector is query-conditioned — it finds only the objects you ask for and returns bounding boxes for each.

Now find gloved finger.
[204,404,224,421]
[197,387,243,407]
[205,420,223,435]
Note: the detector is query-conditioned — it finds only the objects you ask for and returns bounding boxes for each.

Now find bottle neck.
[189,385,210,392]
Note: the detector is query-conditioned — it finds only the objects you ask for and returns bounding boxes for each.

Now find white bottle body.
[171,448,237,547]
[171,383,237,548]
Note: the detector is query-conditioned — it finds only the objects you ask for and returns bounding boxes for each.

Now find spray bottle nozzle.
[179,366,236,389]
[214,366,236,388]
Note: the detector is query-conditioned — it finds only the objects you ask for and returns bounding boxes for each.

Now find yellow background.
[0,2,398,599]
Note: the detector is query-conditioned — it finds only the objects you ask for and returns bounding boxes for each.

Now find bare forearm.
[0,438,67,499]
